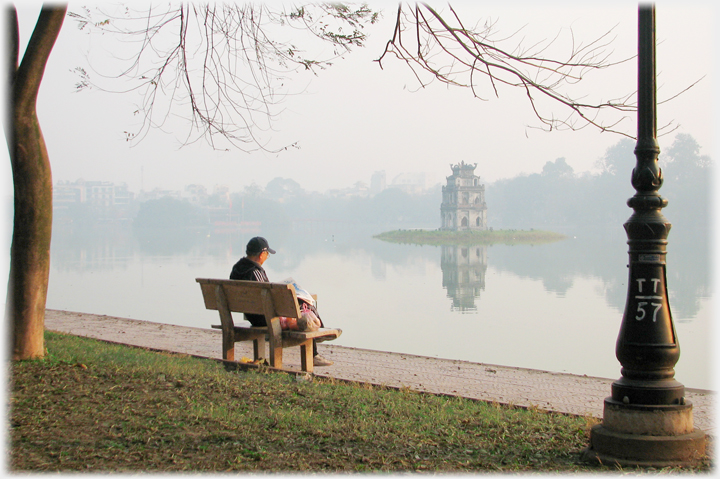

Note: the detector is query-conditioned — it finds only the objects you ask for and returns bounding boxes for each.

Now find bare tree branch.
[69,3,379,152]
[376,3,638,138]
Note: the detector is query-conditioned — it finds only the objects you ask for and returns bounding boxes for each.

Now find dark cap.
[246,236,276,255]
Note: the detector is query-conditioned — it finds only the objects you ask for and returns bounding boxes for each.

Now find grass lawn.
[9,332,712,472]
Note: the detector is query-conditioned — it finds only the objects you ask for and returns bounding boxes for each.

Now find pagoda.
[440,161,487,230]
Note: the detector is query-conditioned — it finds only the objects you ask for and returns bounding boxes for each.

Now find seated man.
[230,236,333,367]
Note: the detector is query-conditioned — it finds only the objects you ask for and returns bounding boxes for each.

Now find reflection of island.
[441,244,487,312]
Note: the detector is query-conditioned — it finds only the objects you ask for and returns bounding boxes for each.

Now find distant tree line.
[67,133,710,235]
[133,197,207,229]
[229,132,710,234]
[487,133,712,233]
[230,182,441,228]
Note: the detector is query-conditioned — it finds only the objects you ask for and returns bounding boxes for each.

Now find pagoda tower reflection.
[441,244,488,312]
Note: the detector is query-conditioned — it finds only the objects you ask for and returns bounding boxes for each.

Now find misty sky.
[2,1,716,198]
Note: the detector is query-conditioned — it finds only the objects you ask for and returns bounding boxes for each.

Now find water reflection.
[47,221,711,389]
[441,245,487,312]
[134,226,209,256]
[51,223,135,273]
[50,221,710,321]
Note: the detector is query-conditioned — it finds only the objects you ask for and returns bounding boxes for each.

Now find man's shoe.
[313,355,333,367]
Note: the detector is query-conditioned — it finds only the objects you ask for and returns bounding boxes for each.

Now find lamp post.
[581,4,706,467]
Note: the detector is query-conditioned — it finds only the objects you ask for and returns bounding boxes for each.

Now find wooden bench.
[196,278,341,373]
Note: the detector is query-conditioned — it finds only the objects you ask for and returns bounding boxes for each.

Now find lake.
[46,221,713,390]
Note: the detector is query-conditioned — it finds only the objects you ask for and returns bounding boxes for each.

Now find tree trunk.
[6,5,66,360]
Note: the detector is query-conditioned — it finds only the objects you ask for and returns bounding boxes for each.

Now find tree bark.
[6,5,66,360]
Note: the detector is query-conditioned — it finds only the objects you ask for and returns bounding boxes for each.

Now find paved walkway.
[44,309,714,435]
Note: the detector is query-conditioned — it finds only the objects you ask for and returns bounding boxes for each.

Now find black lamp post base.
[582,424,707,467]
[582,398,706,467]
[611,376,685,405]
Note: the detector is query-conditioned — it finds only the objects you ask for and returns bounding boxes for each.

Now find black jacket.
[230,257,269,282]
[230,257,268,326]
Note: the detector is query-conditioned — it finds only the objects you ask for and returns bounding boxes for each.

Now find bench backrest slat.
[196,278,301,318]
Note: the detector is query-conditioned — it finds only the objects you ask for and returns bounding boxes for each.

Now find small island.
[375,162,567,246]
[373,229,567,246]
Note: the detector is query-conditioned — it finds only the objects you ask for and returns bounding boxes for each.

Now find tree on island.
[7,3,646,360]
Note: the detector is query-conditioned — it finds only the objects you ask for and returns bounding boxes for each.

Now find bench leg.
[300,340,313,373]
[269,346,283,369]
[269,337,283,370]
[222,331,235,362]
[253,336,266,362]
[265,315,284,370]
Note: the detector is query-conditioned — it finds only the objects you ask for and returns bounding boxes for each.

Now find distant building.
[390,172,426,195]
[140,187,181,202]
[328,181,370,199]
[53,178,134,215]
[440,161,487,230]
[183,184,208,205]
[212,184,230,197]
[370,170,386,196]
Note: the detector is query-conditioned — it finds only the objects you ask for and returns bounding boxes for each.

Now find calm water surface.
[46,222,713,390]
